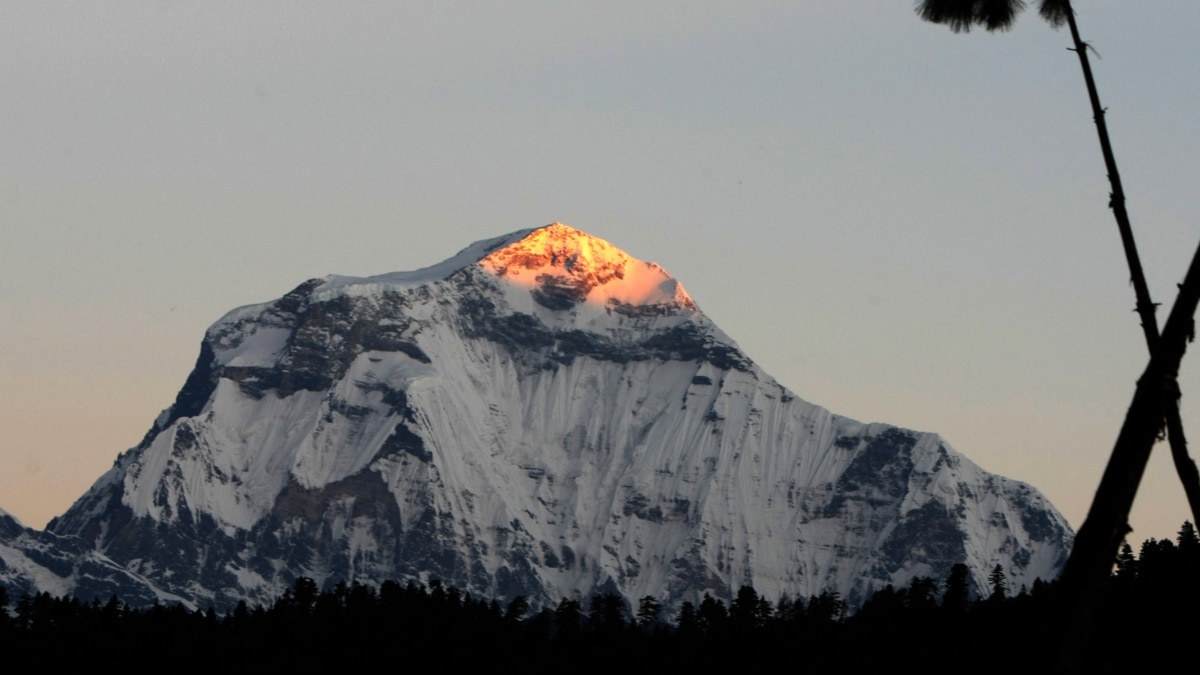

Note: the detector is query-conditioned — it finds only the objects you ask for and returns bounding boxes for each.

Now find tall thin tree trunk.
[1056,238,1200,669]
[1064,6,1200,524]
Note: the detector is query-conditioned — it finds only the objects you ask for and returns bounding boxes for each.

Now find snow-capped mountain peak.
[479,223,696,312]
[8,222,1071,612]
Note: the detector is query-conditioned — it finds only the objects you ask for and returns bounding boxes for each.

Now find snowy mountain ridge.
[4,223,1072,610]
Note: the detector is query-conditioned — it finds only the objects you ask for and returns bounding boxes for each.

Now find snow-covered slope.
[0,507,183,606]
[35,223,1070,610]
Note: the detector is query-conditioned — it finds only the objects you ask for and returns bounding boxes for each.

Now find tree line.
[2,522,1197,670]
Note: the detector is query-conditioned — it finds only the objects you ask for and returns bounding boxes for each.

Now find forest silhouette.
[2,522,1196,671]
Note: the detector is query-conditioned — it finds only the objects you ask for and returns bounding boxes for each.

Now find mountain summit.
[10,223,1071,609]
[478,222,695,311]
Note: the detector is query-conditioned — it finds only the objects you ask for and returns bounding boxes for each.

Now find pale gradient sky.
[3,2,1200,547]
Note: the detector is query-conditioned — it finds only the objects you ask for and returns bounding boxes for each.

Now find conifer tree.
[1177,521,1199,550]
[807,590,845,623]
[696,593,727,635]
[1114,542,1138,584]
[503,595,529,623]
[907,576,938,613]
[943,563,970,612]
[554,598,582,636]
[675,600,698,636]
[730,586,764,631]
[636,596,662,628]
[988,564,1008,601]
[588,593,627,633]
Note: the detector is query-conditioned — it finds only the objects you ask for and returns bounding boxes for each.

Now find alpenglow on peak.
[312,222,696,316]
[478,223,696,312]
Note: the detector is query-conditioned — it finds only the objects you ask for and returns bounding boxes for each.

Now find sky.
[3,1,1200,546]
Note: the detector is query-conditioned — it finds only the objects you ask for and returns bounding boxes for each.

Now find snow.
[218,326,292,367]
[313,228,537,301]
[34,222,1073,610]
[0,540,72,597]
[479,223,694,306]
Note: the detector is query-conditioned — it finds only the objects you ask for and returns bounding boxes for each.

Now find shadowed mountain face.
[7,224,1071,610]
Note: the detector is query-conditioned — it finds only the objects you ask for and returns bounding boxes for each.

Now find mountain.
[0,506,178,606]
[7,223,1071,610]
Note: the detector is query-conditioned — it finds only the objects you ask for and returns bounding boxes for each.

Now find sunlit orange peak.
[479,223,695,309]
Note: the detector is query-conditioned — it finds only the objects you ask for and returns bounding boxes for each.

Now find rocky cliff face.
[0,507,175,606]
[11,223,1071,610]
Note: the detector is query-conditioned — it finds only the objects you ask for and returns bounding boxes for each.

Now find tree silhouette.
[906,576,939,614]
[554,598,582,636]
[636,595,662,628]
[675,600,698,637]
[1056,247,1200,667]
[588,593,628,634]
[729,585,770,632]
[1177,520,1199,550]
[503,595,529,623]
[916,0,1070,33]
[988,564,1009,602]
[917,0,1200,528]
[807,590,845,624]
[1113,542,1137,586]
[942,562,970,612]
[917,3,1200,665]
[696,593,727,635]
